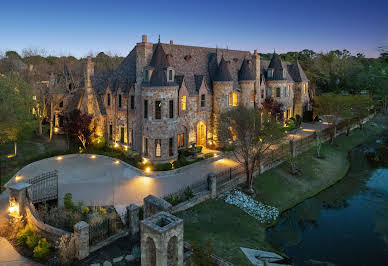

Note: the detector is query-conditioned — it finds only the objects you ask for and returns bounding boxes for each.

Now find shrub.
[154,162,173,171]
[97,207,107,215]
[16,224,35,246]
[26,232,41,249]
[58,234,76,265]
[164,187,194,206]
[33,238,51,260]
[64,193,75,211]
[184,187,194,199]
[82,206,90,216]
[195,146,203,153]
[91,136,107,149]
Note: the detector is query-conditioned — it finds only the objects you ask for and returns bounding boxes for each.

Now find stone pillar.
[208,173,216,198]
[141,212,184,266]
[8,183,31,218]
[143,195,172,218]
[74,221,89,260]
[289,138,297,157]
[127,204,139,238]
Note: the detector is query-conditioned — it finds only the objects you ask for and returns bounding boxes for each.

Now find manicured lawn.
[176,115,387,265]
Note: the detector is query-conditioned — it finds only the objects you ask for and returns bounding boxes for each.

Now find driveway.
[8,154,238,206]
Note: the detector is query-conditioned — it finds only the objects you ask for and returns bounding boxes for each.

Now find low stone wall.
[25,202,70,243]
[171,191,211,213]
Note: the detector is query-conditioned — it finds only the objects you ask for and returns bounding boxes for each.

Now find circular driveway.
[9,154,238,206]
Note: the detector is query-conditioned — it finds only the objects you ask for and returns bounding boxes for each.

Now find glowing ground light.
[8,200,19,218]
[56,156,63,161]
[114,142,119,148]
[90,155,96,159]
[213,153,219,158]
[145,167,151,173]
[114,160,120,165]
[302,129,315,132]
[142,158,149,164]
[15,176,22,182]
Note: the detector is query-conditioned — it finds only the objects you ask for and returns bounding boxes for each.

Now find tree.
[314,93,344,143]
[343,95,371,132]
[217,106,285,193]
[0,74,34,155]
[63,110,95,150]
[261,98,284,122]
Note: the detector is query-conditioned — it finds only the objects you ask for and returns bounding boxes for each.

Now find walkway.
[6,122,330,207]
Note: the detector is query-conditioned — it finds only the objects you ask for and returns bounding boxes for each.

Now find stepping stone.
[240,247,289,266]
[90,264,100,266]
[113,256,124,263]
[103,261,112,266]
[125,254,135,262]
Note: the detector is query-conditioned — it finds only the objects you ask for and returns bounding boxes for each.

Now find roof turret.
[214,56,233,82]
[238,58,254,81]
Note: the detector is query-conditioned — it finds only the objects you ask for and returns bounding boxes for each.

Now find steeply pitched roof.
[194,75,204,91]
[214,56,233,82]
[238,58,254,81]
[287,59,308,82]
[268,53,285,80]
[149,42,169,68]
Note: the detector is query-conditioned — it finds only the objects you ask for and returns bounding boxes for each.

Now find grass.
[176,115,387,265]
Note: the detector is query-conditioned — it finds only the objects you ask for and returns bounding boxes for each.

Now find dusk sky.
[1,0,387,58]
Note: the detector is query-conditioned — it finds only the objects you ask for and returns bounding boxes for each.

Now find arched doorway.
[144,237,156,266]
[167,236,178,266]
[196,121,207,147]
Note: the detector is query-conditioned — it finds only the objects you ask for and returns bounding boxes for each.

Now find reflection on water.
[267,142,388,266]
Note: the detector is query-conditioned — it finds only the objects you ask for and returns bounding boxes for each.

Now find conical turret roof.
[214,56,233,82]
[149,42,169,86]
[268,53,285,80]
[238,58,254,81]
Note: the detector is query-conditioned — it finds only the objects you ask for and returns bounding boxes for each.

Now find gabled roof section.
[288,59,308,82]
[238,58,254,81]
[194,75,204,91]
[214,56,233,82]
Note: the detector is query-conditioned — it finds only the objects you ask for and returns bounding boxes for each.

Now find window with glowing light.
[228,92,238,106]
[250,90,254,102]
[155,139,161,157]
[181,96,186,110]
[177,133,185,148]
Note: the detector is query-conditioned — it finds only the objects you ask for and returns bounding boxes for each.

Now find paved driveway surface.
[9,154,238,206]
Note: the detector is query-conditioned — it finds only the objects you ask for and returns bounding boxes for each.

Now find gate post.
[208,173,216,198]
[74,221,89,260]
[289,138,297,158]
[127,204,140,238]
[8,183,31,218]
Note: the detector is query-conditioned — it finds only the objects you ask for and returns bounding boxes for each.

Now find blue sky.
[1,0,387,58]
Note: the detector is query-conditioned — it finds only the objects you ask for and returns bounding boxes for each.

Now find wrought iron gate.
[27,170,58,204]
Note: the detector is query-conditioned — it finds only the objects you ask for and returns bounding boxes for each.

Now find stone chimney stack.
[142,34,148,43]
[170,40,174,45]
[86,56,94,89]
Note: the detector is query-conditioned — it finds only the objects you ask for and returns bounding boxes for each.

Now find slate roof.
[214,56,233,82]
[261,57,308,83]
[238,58,255,81]
[267,53,285,80]
[287,59,308,82]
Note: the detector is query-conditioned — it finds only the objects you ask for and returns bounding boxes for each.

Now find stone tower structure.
[238,58,255,107]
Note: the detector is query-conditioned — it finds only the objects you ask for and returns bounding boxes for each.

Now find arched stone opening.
[167,235,178,266]
[145,237,156,266]
[196,121,207,147]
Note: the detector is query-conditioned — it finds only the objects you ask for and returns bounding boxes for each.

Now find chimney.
[254,49,258,55]
[142,34,147,43]
[170,40,174,45]
[86,56,94,89]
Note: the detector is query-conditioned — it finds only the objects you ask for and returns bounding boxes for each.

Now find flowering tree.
[63,110,95,150]
[217,105,285,193]
[261,98,284,122]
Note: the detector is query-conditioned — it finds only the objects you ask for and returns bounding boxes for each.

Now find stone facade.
[53,35,311,164]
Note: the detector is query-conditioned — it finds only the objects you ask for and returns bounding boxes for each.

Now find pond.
[266,138,388,266]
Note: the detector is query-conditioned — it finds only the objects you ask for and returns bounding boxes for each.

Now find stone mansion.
[54,35,311,163]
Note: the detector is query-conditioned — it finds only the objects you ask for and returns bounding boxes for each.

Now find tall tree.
[217,106,285,193]
[63,110,95,150]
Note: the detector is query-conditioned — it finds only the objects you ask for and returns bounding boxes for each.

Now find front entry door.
[197,122,206,147]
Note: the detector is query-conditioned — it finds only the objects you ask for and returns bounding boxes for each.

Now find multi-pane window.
[261,89,264,99]
[249,90,254,102]
[169,100,174,118]
[201,94,206,107]
[228,93,238,106]
[168,70,173,81]
[181,96,186,110]
[169,137,173,156]
[130,95,135,110]
[276,88,281,98]
[144,100,148,118]
[267,87,271,97]
[109,124,113,140]
[107,94,111,106]
[177,133,185,148]
[118,94,122,108]
[155,101,161,119]
[155,139,161,157]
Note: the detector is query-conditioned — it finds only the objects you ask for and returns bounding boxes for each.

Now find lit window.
[228,92,238,106]
[250,90,254,102]
[276,88,281,98]
[177,133,185,148]
[32,95,37,100]
[181,96,186,110]
[155,139,161,157]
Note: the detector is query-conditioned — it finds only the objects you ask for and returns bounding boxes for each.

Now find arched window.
[181,96,186,110]
[228,92,238,106]
[276,88,281,98]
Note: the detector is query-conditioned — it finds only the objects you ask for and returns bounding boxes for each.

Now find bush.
[16,224,36,246]
[64,193,75,211]
[154,162,173,171]
[33,238,51,260]
[58,234,76,265]
[164,187,194,206]
[195,146,203,153]
[97,207,107,215]
[91,136,107,149]
[26,232,41,249]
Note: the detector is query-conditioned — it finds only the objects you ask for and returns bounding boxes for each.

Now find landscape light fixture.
[145,167,151,173]
[56,156,63,161]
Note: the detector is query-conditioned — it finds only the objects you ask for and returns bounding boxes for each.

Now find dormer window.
[268,69,273,79]
[167,68,174,82]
